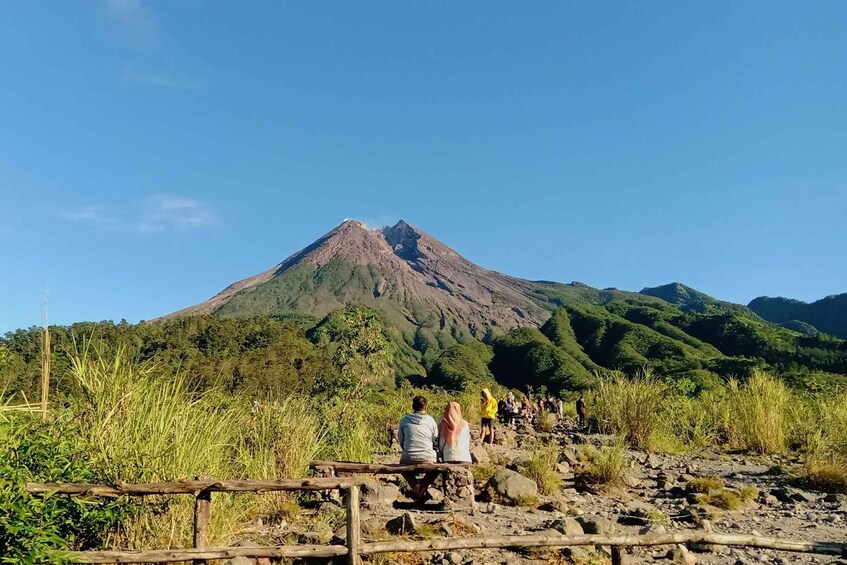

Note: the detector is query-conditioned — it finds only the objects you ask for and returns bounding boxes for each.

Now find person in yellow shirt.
[480,388,498,446]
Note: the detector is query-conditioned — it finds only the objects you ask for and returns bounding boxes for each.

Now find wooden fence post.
[193,484,212,565]
[346,485,361,565]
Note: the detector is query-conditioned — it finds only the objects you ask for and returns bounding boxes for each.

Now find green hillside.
[749,294,847,339]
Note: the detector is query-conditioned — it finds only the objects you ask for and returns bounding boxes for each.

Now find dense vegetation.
[749,293,847,339]
[2,295,847,560]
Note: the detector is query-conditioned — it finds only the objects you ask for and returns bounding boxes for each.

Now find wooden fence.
[25,479,847,564]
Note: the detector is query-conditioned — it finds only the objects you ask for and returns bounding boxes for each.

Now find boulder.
[575,514,614,535]
[487,468,538,502]
[550,517,584,536]
[494,427,517,447]
[360,479,399,508]
[470,445,490,464]
[386,512,418,536]
[507,454,532,471]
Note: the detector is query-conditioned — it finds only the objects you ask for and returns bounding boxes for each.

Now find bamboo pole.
[53,545,348,564]
[310,461,470,473]
[359,532,847,556]
[40,293,50,420]
[25,477,361,497]
[346,484,361,565]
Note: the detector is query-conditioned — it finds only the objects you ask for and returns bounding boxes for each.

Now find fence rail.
[26,479,847,564]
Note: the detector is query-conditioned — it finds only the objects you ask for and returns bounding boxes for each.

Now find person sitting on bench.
[398,395,440,501]
[438,401,471,463]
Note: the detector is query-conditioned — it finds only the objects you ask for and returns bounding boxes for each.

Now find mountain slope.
[749,294,847,339]
[166,220,847,385]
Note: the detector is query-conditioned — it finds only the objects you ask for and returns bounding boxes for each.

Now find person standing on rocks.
[438,401,471,463]
[480,388,498,446]
[398,395,439,501]
[576,392,587,429]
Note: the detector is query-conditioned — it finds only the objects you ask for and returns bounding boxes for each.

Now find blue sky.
[2,1,845,332]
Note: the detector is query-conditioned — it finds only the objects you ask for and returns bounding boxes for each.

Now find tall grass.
[723,371,789,454]
[67,343,333,549]
[593,369,667,449]
[804,391,847,492]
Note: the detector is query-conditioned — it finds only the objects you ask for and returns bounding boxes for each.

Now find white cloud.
[122,70,207,90]
[104,0,159,51]
[138,195,219,232]
[61,195,220,234]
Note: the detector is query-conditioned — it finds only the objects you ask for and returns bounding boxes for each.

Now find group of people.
[396,387,589,502]
[397,389,501,501]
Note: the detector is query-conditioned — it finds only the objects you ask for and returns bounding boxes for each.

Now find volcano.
[168,220,556,338]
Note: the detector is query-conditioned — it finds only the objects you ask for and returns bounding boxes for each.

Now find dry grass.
[594,369,668,449]
[576,437,628,489]
[537,410,558,432]
[518,446,562,495]
[686,476,724,493]
[724,372,789,454]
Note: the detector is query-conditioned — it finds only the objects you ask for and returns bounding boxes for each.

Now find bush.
[723,372,788,454]
[0,415,131,563]
[576,438,628,489]
[517,447,562,495]
[686,476,724,494]
[537,411,558,433]
[594,369,667,449]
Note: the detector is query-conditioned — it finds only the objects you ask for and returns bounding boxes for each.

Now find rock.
[507,454,532,471]
[446,551,463,564]
[770,487,794,503]
[362,517,386,536]
[617,507,651,526]
[538,498,570,513]
[639,524,667,534]
[225,558,253,565]
[470,445,490,464]
[657,472,677,489]
[563,547,591,562]
[790,490,817,503]
[556,462,571,474]
[576,514,614,535]
[361,479,400,508]
[386,512,418,536]
[494,427,517,447]
[487,468,538,502]
[823,493,840,503]
[550,517,584,536]
[666,545,697,565]
[297,530,332,544]
[561,447,581,466]
[645,453,661,469]
[680,504,713,523]
[622,474,640,488]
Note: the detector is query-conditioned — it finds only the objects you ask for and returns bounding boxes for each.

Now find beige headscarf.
[438,401,467,448]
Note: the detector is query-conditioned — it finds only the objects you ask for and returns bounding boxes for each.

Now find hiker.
[398,395,439,501]
[557,397,565,419]
[503,393,518,425]
[480,389,498,445]
[438,401,471,463]
[576,392,587,429]
[520,394,533,420]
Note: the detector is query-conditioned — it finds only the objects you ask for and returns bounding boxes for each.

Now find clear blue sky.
[2,1,846,332]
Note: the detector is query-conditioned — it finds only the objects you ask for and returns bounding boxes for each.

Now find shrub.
[594,369,667,449]
[705,490,741,511]
[576,438,628,489]
[0,415,131,562]
[686,476,724,494]
[518,447,562,495]
[537,411,558,433]
[739,486,758,502]
[723,372,788,454]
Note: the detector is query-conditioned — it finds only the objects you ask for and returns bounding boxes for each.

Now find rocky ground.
[237,419,847,565]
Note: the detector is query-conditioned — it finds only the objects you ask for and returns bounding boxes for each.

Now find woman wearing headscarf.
[480,388,498,446]
[438,401,471,463]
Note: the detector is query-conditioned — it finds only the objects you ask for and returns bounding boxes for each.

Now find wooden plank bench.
[310,461,475,511]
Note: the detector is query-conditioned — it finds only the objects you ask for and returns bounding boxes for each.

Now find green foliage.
[428,342,493,391]
[0,415,131,563]
[491,328,595,394]
[310,305,394,388]
[575,438,628,489]
[593,370,668,450]
[516,446,562,495]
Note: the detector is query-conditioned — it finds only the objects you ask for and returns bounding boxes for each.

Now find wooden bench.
[310,461,475,511]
